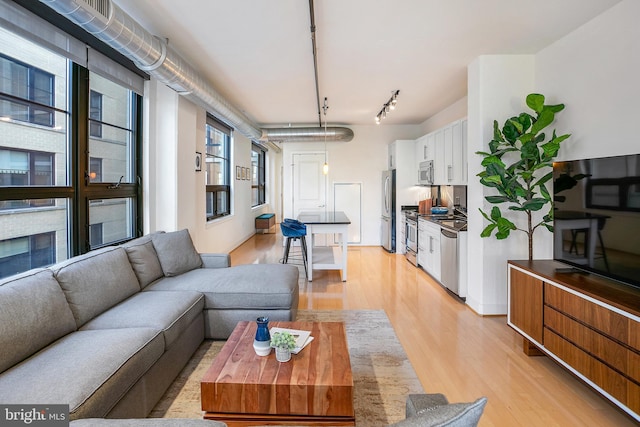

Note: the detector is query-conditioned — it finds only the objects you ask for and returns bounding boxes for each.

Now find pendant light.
[322,97,329,175]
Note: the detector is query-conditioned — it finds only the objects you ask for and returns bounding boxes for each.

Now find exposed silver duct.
[38,0,354,144]
[262,126,354,143]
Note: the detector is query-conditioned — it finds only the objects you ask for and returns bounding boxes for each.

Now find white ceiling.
[114,0,620,127]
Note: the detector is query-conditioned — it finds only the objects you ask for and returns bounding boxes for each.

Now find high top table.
[297,211,351,281]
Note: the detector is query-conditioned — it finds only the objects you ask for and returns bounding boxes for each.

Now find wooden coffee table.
[201,320,355,426]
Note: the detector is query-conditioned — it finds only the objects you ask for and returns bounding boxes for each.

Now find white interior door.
[292,152,327,246]
[292,153,327,216]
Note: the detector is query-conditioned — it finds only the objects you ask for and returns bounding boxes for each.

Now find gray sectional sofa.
[0,229,299,421]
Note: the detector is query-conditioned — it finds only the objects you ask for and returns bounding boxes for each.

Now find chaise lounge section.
[0,229,299,421]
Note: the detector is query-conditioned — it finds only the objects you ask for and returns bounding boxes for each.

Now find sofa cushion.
[121,231,164,247]
[151,229,202,276]
[0,268,77,374]
[145,263,299,309]
[0,328,164,420]
[406,393,450,418]
[50,247,141,328]
[390,397,488,427]
[81,290,204,348]
[124,241,164,288]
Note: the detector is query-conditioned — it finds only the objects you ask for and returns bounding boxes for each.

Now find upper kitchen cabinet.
[433,129,446,184]
[448,119,467,185]
[415,133,434,166]
[420,118,468,185]
[461,119,468,184]
[388,140,397,169]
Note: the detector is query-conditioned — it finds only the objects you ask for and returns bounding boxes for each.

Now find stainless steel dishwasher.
[440,228,459,296]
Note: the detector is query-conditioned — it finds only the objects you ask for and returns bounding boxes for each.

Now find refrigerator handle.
[384,176,389,213]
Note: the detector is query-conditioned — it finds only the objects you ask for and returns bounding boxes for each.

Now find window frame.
[0,231,55,277]
[0,53,55,127]
[251,142,266,207]
[0,55,143,279]
[0,148,55,209]
[78,67,142,252]
[89,89,103,138]
[205,115,232,221]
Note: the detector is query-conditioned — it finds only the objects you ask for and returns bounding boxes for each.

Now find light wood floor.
[230,230,637,426]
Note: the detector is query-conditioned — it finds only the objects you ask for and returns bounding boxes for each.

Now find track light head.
[374,89,400,124]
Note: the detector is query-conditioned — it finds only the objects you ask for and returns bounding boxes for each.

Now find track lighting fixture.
[375,90,400,124]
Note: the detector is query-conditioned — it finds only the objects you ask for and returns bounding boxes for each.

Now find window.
[0,54,54,127]
[0,22,142,279]
[89,223,103,247]
[0,232,55,278]
[89,90,103,138]
[251,143,266,207]
[0,149,55,209]
[0,149,54,186]
[205,115,231,220]
[89,157,102,182]
[85,71,139,249]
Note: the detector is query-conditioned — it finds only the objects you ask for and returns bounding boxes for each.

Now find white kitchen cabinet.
[388,140,397,169]
[443,125,453,183]
[461,119,468,184]
[415,135,426,166]
[418,218,441,281]
[421,119,468,185]
[415,134,434,164]
[449,120,466,185]
[433,130,446,184]
[445,119,467,185]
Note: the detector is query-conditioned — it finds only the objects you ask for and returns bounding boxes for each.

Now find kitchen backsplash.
[417,185,467,212]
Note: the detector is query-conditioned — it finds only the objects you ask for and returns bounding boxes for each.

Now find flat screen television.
[553,153,640,289]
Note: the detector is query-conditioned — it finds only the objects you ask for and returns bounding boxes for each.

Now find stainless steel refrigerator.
[381,170,396,252]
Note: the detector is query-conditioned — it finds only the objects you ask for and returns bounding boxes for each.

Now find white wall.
[536,0,640,161]
[466,55,536,315]
[145,79,419,253]
[144,79,276,254]
[463,0,639,315]
[418,96,468,135]
[282,124,422,246]
[144,79,179,233]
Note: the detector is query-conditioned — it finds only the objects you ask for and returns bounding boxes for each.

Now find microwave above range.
[418,160,434,186]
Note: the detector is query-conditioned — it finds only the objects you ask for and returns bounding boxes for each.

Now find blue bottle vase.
[253,316,271,356]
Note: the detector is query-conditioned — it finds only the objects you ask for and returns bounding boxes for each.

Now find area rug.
[150,310,424,425]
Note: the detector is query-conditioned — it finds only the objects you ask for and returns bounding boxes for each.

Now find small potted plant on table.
[271,331,296,362]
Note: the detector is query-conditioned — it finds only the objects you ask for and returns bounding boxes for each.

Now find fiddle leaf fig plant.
[476,93,571,260]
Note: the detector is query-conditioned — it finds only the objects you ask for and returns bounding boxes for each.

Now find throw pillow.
[416,397,487,427]
[389,397,487,427]
[124,241,164,287]
[151,229,202,276]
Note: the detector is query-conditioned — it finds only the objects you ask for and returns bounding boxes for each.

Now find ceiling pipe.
[262,126,354,143]
[308,0,322,128]
[38,0,354,144]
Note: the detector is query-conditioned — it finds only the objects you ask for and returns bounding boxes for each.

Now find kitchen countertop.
[419,214,467,232]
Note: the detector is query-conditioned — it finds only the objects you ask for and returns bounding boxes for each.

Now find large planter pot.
[275,347,291,362]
